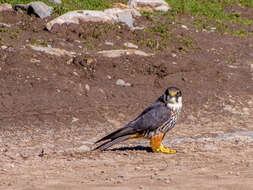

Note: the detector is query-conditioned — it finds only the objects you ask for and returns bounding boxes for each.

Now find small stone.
[250,64,253,72]
[1,45,8,50]
[85,84,90,91]
[117,10,134,28]
[116,79,131,87]
[154,5,169,11]
[181,25,189,30]
[47,0,62,5]
[105,41,114,46]
[73,72,78,76]
[124,42,138,49]
[0,22,11,27]
[131,26,144,31]
[28,45,75,57]
[210,27,216,32]
[128,0,170,12]
[171,53,177,57]
[97,49,151,58]
[71,117,79,123]
[135,166,141,170]
[30,58,41,63]
[107,75,112,80]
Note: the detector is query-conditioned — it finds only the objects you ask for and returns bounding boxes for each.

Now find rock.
[97,49,152,58]
[154,5,169,12]
[46,8,141,31]
[14,1,53,18]
[71,117,79,123]
[0,3,12,12]
[128,0,170,12]
[48,0,62,5]
[0,22,11,27]
[181,25,189,30]
[250,64,253,72]
[85,84,90,91]
[76,145,90,151]
[116,79,132,87]
[124,42,138,49]
[117,10,134,27]
[28,1,53,18]
[105,41,114,46]
[28,45,75,57]
[1,45,8,50]
[46,10,114,31]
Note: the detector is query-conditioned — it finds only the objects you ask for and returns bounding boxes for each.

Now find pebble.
[71,117,79,123]
[124,42,138,49]
[250,64,253,72]
[171,53,177,57]
[1,46,8,50]
[85,84,90,91]
[181,25,189,30]
[48,0,62,5]
[116,79,131,87]
[105,41,114,46]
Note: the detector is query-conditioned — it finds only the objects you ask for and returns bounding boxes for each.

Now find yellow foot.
[154,144,176,154]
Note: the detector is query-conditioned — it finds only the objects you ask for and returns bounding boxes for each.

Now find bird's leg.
[150,134,176,154]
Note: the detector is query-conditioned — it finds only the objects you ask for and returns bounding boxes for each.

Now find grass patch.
[166,0,253,25]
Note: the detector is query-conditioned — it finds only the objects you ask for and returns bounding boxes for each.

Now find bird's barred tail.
[93,135,131,151]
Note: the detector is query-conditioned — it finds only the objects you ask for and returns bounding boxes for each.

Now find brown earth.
[0,9,253,190]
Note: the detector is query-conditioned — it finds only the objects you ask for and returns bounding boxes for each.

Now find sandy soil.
[0,8,253,190]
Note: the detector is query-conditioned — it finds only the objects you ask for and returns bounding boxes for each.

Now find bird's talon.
[155,145,176,154]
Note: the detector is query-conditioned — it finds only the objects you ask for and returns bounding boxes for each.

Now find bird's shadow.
[110,145,153,152]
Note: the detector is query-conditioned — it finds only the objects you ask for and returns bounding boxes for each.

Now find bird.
[93,87,182,154]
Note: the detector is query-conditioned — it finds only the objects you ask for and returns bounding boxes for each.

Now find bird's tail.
[93,135,131,151]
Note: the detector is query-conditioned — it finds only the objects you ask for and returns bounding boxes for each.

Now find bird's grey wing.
[130,103,171,132]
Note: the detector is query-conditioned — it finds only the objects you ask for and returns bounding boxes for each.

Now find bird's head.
[162,87,182,112]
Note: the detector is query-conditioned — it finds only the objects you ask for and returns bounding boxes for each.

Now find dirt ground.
[0,8,253,190]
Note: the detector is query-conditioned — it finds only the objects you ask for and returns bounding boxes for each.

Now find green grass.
[166,0,253,25]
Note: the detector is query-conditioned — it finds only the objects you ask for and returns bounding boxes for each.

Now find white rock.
[46,8,141,31]
[85,84,90,91]
[28,45,75,57]
[105,41,114,46]
[124,42,138,49]
[48,0,62,5]
[71,117,79,123]
[128,0,170,11]
[181,25,189,30]
[46,10,114,31]
[154,5,169,12]
[28,1,53,19]
[0,3,12,12]
[0,22,11,27]
[116,79,131,87]
[171,53,177,57]
[97,49,152,58]
[1,45,8,50]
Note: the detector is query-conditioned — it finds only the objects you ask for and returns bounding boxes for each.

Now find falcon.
[94,87,182,154]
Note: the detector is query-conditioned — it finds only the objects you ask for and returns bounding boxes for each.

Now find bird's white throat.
[167,97,182,112]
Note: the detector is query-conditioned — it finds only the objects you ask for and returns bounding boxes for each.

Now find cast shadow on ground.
[110,145,153,152]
